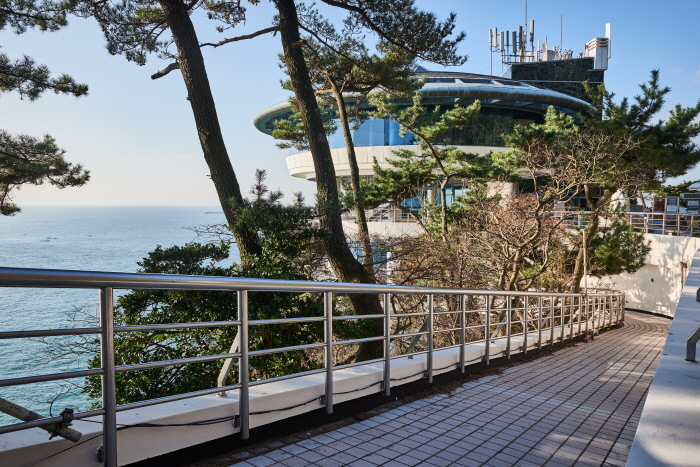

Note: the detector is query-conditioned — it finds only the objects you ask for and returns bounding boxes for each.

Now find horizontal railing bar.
[0,266,596,298]
[333,358,385,371]
[0,327,102,339]
[249,317,325,326]
[332,314,384,321]
[391,350,427,360]
[0,408,106,435]
[116,352,242,373]
[248,343,326,357]
[433,327,462,333]
[116,383,242,412]
[391,331,427,340]
[249,368,326,387]
[391,312,429,318]
[0,368,103,388]
[115,321,241,333]
[433,310,460,316]
[332,336,385,346]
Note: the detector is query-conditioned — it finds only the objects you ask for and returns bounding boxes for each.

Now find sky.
[2,0,699,207]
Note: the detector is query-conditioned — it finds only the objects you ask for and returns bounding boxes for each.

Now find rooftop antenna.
[560,14,563,51]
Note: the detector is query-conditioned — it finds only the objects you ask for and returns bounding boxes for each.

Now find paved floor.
[228,311,670,467]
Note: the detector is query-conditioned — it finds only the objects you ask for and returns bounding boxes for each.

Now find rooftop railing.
[347,207,700,237]
[0,267,624,467]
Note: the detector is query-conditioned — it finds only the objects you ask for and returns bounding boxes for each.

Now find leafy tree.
[84,172,329,404]
[273,0,467,358]
[0,130,89,215]
[369,93,507,241]
[273,26,421,276]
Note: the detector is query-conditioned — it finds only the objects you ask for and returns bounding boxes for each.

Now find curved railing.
[0,267,625,467]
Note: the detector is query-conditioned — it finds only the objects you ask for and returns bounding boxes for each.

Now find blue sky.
[2,0,699,207]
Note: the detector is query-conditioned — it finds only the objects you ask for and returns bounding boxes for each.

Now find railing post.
[569,297,574,341]
[459,295,466,373]
[427,294,434,383]
[585,294,590,337]
[523,297,529,357]
[238,290,249,440]
[324,292,334,414]
[485,296,491,365]
[577,295,583,337]
[100,287,117,467]
[537,296,543,350]
[506,296,512,359]
[384,293,391,396]
[549,296,555,349]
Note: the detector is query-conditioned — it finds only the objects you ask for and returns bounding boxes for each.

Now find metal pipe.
[549,297,555,348]
[0,327,102,339]
[324,292,333,414]
[686,326,700,362]
[384,294,391,396]
[0,266,601,298]
[248,343,326,357]
[506,296,512,359]
[332,336,385,347]
[523,298,529,356]
[459,295,466,373]
[100,287,117,467]
[116,352,243,373]
[538,296,543,349]
[115,321,241,333]
[485,296,491,365]
[0,368,103,388]
[427,294,434,383]
[238,290,249,440]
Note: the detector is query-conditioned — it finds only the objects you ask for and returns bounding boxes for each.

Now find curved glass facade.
[313,106,544,155]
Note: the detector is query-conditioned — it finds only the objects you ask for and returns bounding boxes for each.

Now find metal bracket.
[319,395,326,406]
[49,408,74,440]
[95,445,104,463]
[232,415,239,429]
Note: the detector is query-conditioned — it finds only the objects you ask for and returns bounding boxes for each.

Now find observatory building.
[253,25,611,236]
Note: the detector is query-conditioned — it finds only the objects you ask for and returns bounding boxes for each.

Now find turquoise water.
[0,206,235,425]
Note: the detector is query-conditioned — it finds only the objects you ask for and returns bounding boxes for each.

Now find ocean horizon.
[0,205,238,425]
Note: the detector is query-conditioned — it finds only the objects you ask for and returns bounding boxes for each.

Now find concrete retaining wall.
[591,234,700,316]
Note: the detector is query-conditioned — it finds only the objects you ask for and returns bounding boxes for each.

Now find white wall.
[590,234,700,317]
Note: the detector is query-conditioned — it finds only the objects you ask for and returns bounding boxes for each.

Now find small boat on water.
[204,210,223,214]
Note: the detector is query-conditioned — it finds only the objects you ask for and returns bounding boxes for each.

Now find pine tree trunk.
[330,83,375,280]
[569,188,614,292]
[275,0,384,360]
[158,0,261,267]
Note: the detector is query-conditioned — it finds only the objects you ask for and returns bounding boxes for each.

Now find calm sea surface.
[0,206,235,425]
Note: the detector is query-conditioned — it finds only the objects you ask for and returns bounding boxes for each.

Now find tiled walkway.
[229,311,669,467]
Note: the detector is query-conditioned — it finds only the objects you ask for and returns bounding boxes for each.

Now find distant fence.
[0,267,624,466]
[347,207,700,237]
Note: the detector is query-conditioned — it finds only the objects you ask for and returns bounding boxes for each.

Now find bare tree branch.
[151,61,180,80]
[199,26,278,48]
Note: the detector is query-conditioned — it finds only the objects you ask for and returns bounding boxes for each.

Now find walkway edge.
[627,249,700,466]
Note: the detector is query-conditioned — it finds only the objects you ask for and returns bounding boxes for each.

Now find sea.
[0,206,236,426]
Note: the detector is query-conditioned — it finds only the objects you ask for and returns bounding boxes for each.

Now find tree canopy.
[0,130,89,215]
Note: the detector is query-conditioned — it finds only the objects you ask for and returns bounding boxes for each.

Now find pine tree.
[0,0,89,215]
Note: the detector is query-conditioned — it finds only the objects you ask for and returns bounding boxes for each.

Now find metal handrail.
[0,266,624,467]
[685,326,700,362]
